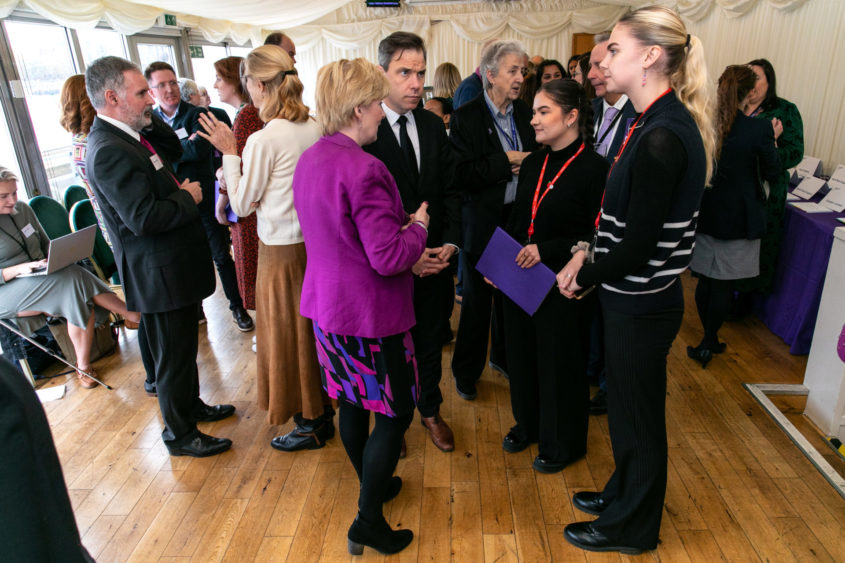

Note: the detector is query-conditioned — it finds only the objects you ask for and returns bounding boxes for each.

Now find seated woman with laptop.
[0,167,139,388]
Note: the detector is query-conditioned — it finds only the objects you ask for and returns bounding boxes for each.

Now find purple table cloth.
[756,193,845,354]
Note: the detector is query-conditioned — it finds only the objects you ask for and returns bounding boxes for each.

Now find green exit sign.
[164,14,177,26]
[189,45,204,58]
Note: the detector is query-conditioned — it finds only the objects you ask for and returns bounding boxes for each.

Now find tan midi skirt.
[255,241,328,424]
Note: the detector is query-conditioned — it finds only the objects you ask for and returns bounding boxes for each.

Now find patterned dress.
[71,133,112,247]
[736,97,803,294]
[230,104,262,310]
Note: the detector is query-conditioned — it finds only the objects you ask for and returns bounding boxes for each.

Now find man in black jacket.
[85,56,234,457]
[364,32,460,452]
[145,61,253,332]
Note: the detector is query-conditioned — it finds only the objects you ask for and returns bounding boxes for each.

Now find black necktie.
[397,115,419,185]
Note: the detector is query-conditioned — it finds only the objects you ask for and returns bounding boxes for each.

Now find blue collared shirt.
[483,90,521,204]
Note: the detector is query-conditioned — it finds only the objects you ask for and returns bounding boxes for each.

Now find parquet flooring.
[33,272,845,561]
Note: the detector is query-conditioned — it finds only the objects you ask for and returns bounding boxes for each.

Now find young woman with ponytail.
[499,78,607,474]
[556,6,713,554]
[687,65,781,368]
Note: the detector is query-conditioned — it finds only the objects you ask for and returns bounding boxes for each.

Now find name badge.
[150,154,164,170]
[175,127,188,140]
[21,223,35,237]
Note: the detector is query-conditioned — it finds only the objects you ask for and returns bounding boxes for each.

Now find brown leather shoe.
[399,437,407,459]
[421,413,454,452]
[77,367,98,389]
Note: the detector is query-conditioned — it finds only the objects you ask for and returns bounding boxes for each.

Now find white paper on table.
[786,192,800,201]
[792,176,827,199]
[829,164,845,185]
[819,187,845,212]
[795,155,822,179]
[790,201,831,213]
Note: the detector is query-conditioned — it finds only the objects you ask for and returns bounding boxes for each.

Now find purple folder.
[213,181,238,224]
[475,227,557,316]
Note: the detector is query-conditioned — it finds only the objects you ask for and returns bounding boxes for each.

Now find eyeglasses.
[152,80,179,90]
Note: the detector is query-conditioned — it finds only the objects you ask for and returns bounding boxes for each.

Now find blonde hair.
[315,58,389,136]
[244,45,309,123]
[433,62,461,98]
[618,6,715,183]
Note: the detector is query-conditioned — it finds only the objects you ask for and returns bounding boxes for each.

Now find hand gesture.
[409,201,430,229]
[197,112,238,155]
[180,178,203,204]
[557,250,587,299]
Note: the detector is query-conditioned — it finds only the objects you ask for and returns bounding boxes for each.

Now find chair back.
[28,195,72,239]
[63,185,88,212]
[69,199,117,282]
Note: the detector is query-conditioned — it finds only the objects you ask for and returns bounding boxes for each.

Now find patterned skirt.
[312,323,419,418]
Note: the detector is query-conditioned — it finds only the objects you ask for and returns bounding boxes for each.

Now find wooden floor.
[35,272,845,562]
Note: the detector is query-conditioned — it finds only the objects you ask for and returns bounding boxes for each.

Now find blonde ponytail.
[618,6,716,183]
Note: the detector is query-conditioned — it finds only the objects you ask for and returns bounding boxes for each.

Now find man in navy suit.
[364,32,460,452]
[145,61,254,333]
[85,56,234,457]
[586,32,637,415]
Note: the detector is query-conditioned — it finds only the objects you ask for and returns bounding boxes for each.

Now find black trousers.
[503,291,591,462]
[412,268,453,417]
[199,212,243,311]
[592,302,683,549]
[140,303,202,444]
[452,250,507,386]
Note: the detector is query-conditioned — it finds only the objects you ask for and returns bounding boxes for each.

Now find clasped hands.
[556,249,587,299]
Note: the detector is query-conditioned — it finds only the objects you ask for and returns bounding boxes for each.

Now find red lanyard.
[594,88,673,229]
[528,142,585,240]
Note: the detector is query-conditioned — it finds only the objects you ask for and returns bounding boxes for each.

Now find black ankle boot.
[270,413,334,451]
[347,514,413,555]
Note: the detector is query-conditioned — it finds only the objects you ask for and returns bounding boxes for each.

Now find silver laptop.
[17,225,97,278]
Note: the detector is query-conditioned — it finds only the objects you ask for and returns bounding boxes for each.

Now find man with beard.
[85,56,234,458]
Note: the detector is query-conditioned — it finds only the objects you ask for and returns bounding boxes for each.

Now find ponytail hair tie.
[685,34,691,48]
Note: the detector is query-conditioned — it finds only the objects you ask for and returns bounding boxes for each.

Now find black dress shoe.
[502,430,532,453]
[347,514,413,555]
[589,389,607,415]
[232,307,254,332]
[144,380,157,397]
[488,361,509,380]
[270,416,334,451]
[532,455,569,474]
[573,491,609,515]
[167,432,232,457]
[193,402,236,422]
[686,345,712,368]
[454,377,477,401]
[564,522,645,555]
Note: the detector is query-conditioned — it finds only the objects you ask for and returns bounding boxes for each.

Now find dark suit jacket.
[154,100,216,212]
[449,93,538,254]
[592,96,637,163]
[697,111,781,240]
[363,108,460,248]
[85,116,215,313]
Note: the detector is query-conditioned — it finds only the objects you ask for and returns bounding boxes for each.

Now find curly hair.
[59,74,96,135]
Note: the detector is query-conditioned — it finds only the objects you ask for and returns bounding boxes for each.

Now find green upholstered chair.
[69,199,118,283]
[63,184,88,213]
[28,195,72,240]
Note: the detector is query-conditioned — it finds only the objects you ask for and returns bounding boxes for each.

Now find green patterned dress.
[736,97,804,294]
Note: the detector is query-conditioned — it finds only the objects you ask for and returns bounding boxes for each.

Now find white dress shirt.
[381,102,421,172]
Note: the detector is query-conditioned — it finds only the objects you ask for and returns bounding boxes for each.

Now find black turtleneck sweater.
[506,139,608,272]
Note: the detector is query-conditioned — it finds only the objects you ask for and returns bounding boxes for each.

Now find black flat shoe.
[532,455,568,474]
[384,476,402,503]
[573,491,609,515]
[454,377,477,401]
[193,402,236,422]
[143,380,157,397]
[686,345,712,368]
[347,514,413,555]
[502,430,532,453]
[270,417,334,451]
[232,307,255,332]
[167,432,232,457]
[563,522,645,555]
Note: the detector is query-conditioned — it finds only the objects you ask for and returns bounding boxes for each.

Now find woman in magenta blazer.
[293,58,429,557]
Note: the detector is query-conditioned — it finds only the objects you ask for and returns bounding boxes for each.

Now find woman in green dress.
[736,58,804,296]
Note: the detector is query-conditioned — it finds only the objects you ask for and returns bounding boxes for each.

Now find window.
[189,44,236,120]
[0,104,27,198]
[77,28,127,67]
[4,20,79,200]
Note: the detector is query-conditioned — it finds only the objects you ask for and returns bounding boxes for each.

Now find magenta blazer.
[293,132,427,338]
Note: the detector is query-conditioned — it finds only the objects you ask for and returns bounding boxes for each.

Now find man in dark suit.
[145,61,254,333]
[449,40,538,401]
[364,32,460,452]
[585,33,638,415]
[85,56,234,457]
